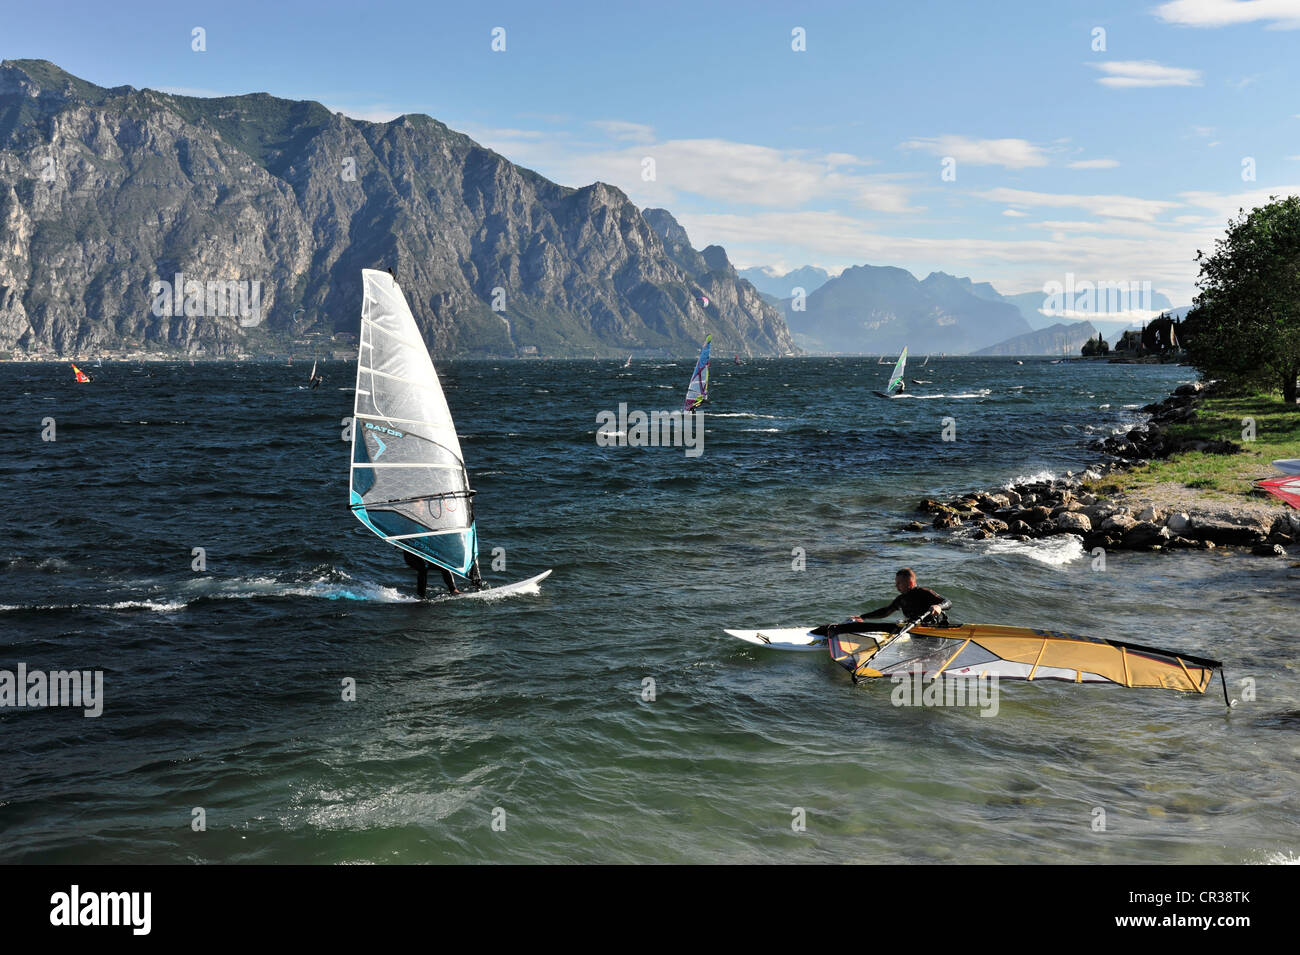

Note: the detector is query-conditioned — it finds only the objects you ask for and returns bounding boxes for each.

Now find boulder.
[1101,513,1137,534]
[1165,512,1191,535]
[1023,505,1052,526]
[1173,382,1203,396]
[1082,532,1119,551]
[903,521,927,532]
[933,513,962,529]
[1009,520,1033,535]
[1002,488,1022,507]
[1124,522,1172,549]
[1186,517,1267,547]
[1252,543,1286,557]
[1137,504,1163,523]
[1055,512,1092,534]
[969,528,991,540]
[981,518,1010,534]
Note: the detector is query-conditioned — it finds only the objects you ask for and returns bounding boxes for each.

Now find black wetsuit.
[818,586,954,637]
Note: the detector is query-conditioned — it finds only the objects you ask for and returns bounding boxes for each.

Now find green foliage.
[1184,194,1300,403]
[1081,334,1109,356]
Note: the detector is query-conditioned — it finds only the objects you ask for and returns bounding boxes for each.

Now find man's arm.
[856,595,901,620]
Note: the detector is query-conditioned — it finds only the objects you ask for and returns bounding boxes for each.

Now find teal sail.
[885,346,908,395]
[684,334,711,411]
[349,270,478,577]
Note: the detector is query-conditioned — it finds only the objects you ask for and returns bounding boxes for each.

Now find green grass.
[1085,389,1300,500]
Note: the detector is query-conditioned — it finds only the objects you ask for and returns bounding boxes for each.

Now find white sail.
[349,270,477,576]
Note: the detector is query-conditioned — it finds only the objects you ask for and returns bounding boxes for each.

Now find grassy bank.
[1085,389,1300,504]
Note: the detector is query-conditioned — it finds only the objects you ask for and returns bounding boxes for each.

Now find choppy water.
[2,357,1297,864]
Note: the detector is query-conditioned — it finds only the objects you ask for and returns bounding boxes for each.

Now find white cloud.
[1068,158,1121,169]
[976,187,1182,222]
[1003,209,1030,217]
[588,120,656,143]
[1090,60,1202,87]
[1155,0,1300,29]
[900,135,1051,168]
[461,125,917,213]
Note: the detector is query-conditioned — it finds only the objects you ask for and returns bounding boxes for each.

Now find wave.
[709,413,779,419]
[1005,469,1057,486]
[979,534,1084,567]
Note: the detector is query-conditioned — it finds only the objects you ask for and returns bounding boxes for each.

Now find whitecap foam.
[1006,469,1057,487]
[710,412,779,419]
[981,534,1084,567]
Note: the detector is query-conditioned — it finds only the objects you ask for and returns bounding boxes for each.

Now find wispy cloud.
[977,187,1182,222]
[462,124,918,213]
[588,120,655,143]
[1068,158,1121,169]
[1089,60,1202,87]
[1155,0,1300,30]
[900,135,1051,168]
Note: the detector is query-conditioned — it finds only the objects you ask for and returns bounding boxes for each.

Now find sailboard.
[1257,475,1300,509]
[684,334,711,411]
[872,347,908,399]
[826,623,1221,692]
[723,621,1222,693]
[349,269,551,595]
[71,363,91,383]
[623,355,632,368]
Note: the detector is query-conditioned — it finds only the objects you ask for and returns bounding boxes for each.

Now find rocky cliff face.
[0,59,795,357]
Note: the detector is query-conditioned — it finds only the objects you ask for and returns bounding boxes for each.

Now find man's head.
[894,568,917,593]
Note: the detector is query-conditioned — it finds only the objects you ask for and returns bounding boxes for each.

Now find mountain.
[737,265,831,300]
[972,321,1100,356]
[782,264,1032,354]
[0,59,794,358]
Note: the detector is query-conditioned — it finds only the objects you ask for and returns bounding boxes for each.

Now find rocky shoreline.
[910,382,1300,557]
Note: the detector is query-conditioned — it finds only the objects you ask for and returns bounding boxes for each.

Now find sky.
[6,0,1300,309]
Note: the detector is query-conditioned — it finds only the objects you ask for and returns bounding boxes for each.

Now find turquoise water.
[1,358,1296,863]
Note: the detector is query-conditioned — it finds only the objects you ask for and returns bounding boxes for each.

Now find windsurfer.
[403,550,486,597]
[820,568,953,637]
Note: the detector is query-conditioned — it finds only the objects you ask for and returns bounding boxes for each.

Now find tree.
[1081,334,1109,357]
[1184,195,1300,403]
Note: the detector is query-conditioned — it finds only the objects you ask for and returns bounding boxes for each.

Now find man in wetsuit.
[819,568,954,637]
[403,549,484,598]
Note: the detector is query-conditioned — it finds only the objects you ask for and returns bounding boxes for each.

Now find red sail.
[1258,476,1300,510]
[71,364,90,383]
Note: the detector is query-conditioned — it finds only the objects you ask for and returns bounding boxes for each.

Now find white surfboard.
[439,569,553,601]
[723,627,829,652]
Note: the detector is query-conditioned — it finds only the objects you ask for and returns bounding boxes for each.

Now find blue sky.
[7,0,1300,311]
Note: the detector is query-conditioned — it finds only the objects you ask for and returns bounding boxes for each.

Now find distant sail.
[349,269,478,578]
[885,347,908,395]
[684,334,711,411]
[71,363,91,383]
[309,360,317,383]
[623,354,632,368]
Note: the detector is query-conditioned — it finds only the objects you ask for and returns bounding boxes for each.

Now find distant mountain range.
[972,321,1100,357]
[0,59,793,358]
[743,259,1185,355]
[776,266,1032,354]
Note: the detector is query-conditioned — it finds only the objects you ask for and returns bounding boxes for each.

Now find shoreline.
[914,381,1299,558]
